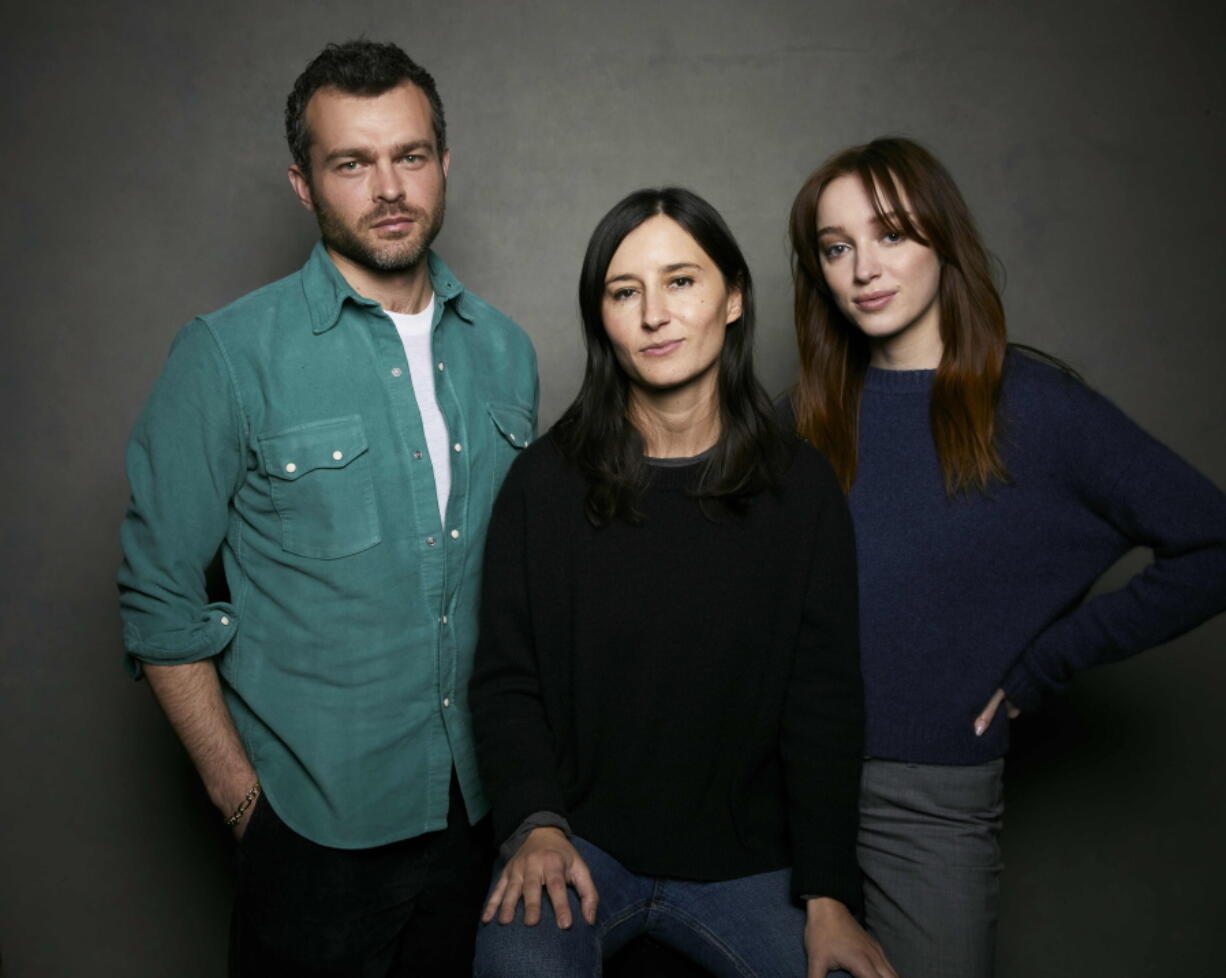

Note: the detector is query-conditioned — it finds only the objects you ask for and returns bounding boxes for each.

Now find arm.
[781,454,893,975]
[469,450,595,926]
[469,456,568,839]
[144,661,259,837]
[1000,382,1226,712]
[782,454,864,911]
[120,320,254,828]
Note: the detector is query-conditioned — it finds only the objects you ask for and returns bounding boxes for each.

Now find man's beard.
[313,189,446,274]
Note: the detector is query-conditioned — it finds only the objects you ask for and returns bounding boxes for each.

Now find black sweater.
[469,435,864,908]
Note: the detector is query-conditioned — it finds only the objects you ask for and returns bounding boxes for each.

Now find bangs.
[856,159,931,248]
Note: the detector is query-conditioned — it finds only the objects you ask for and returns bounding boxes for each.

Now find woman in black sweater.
[469,188,894,978]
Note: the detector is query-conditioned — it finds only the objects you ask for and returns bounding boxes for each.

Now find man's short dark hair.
[285,40,447,173]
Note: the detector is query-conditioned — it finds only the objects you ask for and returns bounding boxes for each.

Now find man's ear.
[288,164,315,212]
[441,148,451,180]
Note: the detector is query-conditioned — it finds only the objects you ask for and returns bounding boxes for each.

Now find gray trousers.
[858,758,1005,978]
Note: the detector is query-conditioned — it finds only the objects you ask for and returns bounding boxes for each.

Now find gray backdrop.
[3,0,1223,975]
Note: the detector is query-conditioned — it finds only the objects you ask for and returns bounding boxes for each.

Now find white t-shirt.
[386,297,450,525]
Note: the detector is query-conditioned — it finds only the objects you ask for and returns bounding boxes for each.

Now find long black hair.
[554,187,788,526]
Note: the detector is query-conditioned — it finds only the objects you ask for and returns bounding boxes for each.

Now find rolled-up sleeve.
[118,318,245,676]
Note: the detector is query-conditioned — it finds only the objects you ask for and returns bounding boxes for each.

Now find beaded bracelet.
[224,782,261,827]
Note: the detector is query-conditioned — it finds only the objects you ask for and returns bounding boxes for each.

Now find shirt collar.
[302,241,472,334]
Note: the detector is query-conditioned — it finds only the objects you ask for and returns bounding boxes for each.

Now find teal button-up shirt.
[119,243,538,848]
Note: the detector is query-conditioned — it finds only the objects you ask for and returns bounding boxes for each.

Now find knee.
[473,915,600,978]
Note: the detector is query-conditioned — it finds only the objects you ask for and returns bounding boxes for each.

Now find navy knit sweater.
[851,351,1226,764]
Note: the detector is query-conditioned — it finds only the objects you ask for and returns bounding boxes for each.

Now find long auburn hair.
[554,187,788,526]
[789,137,1008,494]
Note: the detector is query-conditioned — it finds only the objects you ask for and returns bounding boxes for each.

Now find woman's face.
[601,214,742,400]
[816,173,942,368]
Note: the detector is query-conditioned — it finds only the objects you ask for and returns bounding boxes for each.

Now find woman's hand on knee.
[804,897,898,978]
[481,827,599,929]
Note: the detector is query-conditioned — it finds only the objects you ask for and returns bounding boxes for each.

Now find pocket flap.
[487,402,533,449]
[259,416,370,481]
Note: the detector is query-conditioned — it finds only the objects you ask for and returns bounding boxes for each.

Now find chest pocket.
[487,402,533,495]
[258,416,382,559]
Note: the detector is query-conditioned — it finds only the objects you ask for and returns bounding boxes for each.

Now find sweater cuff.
[1000,655,1046,713]
[790,860,863,916]
[499,811,573,862]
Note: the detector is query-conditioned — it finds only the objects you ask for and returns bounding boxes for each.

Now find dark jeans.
[229,772,493,978]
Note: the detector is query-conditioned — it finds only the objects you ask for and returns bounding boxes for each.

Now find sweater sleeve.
[781,451,865,910]
[468,451,570,846]
[1001,381,1226,711]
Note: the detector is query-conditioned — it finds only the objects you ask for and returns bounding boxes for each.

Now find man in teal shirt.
[119,40,537,975]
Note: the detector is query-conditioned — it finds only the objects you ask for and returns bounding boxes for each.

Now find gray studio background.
[3,1,1223,975]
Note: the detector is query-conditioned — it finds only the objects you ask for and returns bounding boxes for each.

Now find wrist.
[526,826,568,843]
[805,896,849,922]
[205,764,259,815]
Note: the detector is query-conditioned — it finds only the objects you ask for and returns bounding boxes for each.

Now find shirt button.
[332,450,343,461]
[452,443,462,453]
[442,697,451,708]
[391,366,402,377]
[413,450,423,460]
[220,616,231,626]
[284,462,297,474]
[426,536,437,546]
[439,615,449,624]
[449,529,460,540]
[436,361,445,372]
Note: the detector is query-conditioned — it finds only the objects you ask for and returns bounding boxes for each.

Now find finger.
[805,951,832,978]
[864,941,899,978]
[544,870,573,929]
[974,689,1005,736]
[1007,700,1021,719]
[844,954,880,978]
[497,875,524,926]
[568,859,600,925]
[482,873,509,923]
[521,870,543,926]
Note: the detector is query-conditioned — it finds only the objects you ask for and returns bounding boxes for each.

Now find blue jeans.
[473,836,852,978]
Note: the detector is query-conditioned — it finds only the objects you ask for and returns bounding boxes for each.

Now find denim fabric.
[473,837,853,978]
[858,758,1005,978]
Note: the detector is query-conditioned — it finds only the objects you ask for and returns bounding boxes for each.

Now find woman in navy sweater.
[471,188,894,978]
[786,136,1226,978]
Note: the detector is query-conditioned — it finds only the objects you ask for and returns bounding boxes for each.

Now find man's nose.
[372,161,406,202]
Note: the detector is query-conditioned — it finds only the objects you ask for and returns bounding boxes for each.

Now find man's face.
[289,81,449,275]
